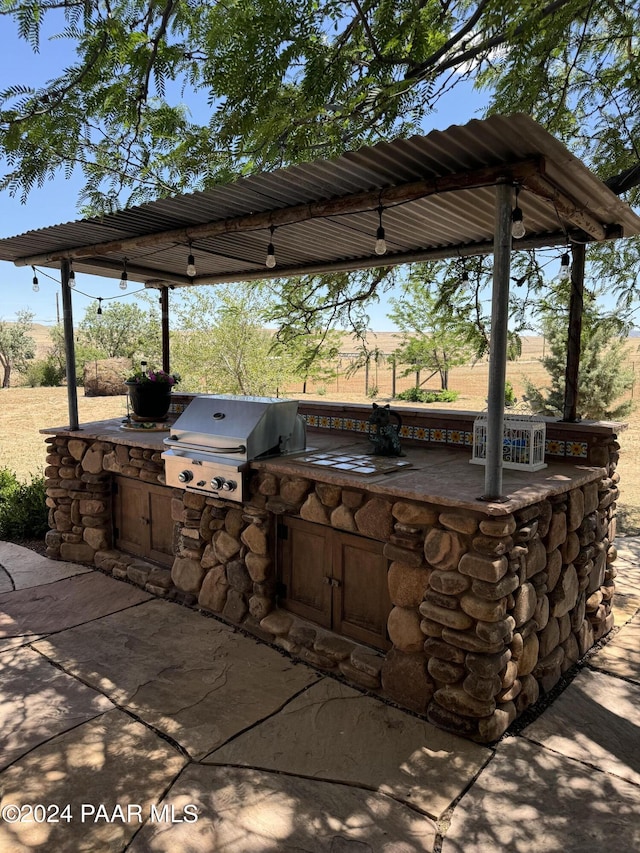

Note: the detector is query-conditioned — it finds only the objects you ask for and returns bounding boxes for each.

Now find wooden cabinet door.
[278,517,391,650]
[332,531,392,650]
[279,517,332,627]
[114,476,174,567]
[147,487,176,565]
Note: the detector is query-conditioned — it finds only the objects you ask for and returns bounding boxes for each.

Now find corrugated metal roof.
[0,113,638,287]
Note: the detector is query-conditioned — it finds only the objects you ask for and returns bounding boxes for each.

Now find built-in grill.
[161,395,306,503]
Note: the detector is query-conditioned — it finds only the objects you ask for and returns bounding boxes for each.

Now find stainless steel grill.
[161,395,305,502]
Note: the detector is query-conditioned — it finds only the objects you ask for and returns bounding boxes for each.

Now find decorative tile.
[344,418,356,431]
[546,439,566,456]
[447,429,466,446]
[355,420,370,433]
[399,425,414,438]
[318,416,331,429]
[330,417,344,430]
[303,414,319,427]
[430,428,447,443]
[413,426,429,441]
[464,431,474,446]
[566,441,588,459]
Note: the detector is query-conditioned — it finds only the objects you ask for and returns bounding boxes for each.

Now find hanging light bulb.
[97,297,103,316]
[559,251,571,280]
[265,225,276,268]
[374,205,387,255]
[68,260,76,288]
[461,269,470,284]
[511,187,526,239]
[186,243,197,277]
[119,258,128,290]
[32,266,39,292]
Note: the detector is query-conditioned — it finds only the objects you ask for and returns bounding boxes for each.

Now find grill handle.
[166,436,247,455]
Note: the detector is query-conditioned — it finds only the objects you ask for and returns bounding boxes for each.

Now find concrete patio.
[0,537,638,852]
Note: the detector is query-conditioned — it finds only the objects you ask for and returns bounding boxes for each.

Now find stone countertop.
[251,434,605,516]
[40,417,177,452]
[41,419,605,516]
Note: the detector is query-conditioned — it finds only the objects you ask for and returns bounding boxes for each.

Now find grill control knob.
[221,479,237,492]
[210,476,226,490]
[178,470,193,483]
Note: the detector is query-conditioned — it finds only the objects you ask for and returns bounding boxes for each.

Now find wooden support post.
[160,286,170,374]
[562,243,586,422]
[60,259,79,430]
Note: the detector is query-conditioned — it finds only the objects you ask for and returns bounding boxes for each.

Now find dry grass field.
[2,338,640,534]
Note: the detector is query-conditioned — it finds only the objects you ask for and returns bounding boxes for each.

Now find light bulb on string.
[32,267,39,292]
[68,260,76,288]
[119,258,128,290]
[265,225,276,268]
[559,251,571,280]
[97,297,103,316]
[374,206,387,255]
[511,187,526,239]
[186,243,197,277]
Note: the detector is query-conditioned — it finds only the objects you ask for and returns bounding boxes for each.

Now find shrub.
[24,357,65,387]
[505,380,517,407]
[0,469,49,540]
[396,388,460,403]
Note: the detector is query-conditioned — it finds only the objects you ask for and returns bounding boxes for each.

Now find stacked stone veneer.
[43,430,621,743]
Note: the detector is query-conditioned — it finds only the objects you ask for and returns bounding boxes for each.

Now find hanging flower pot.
[125,368,180,421]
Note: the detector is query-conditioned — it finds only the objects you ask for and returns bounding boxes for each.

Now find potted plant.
[124,363,180,420]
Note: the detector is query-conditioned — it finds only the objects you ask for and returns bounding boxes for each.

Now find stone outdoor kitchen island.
[41,398,622,744]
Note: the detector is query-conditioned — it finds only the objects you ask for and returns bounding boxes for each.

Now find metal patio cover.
[1,112,639,285]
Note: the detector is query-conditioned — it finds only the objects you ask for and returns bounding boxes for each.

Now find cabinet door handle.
[323,576,341,588]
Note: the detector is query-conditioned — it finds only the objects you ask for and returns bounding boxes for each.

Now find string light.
[31,266,39,292]
[68,260,76,287]
[265,225,276,268]
[119,258,128,290]
[511,187,526,239]
[559,251,571,280]
[97,297,103,316]
[374,206,387,255]
[186,243,197,277]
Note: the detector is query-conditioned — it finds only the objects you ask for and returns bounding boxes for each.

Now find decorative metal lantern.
[471,413,547,472]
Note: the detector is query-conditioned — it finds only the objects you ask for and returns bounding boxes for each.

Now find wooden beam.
[164,232,579,288]
[522,174,608,241]
[15,158,545,267]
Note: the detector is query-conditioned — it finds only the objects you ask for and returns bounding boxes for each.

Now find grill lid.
[164,394,302,459]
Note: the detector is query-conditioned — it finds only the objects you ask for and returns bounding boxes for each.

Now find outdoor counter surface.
[41,418,605,517]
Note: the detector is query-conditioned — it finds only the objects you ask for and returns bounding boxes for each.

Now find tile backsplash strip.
[168,394,621,467]
[297,402,622,466]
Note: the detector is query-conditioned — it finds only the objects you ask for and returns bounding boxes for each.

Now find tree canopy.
[2,0,639,213]
[0,309,35,387]
[524,298,635,420]
[77,299,161,360]
[388,263,480,390]
[2,0,640,345]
